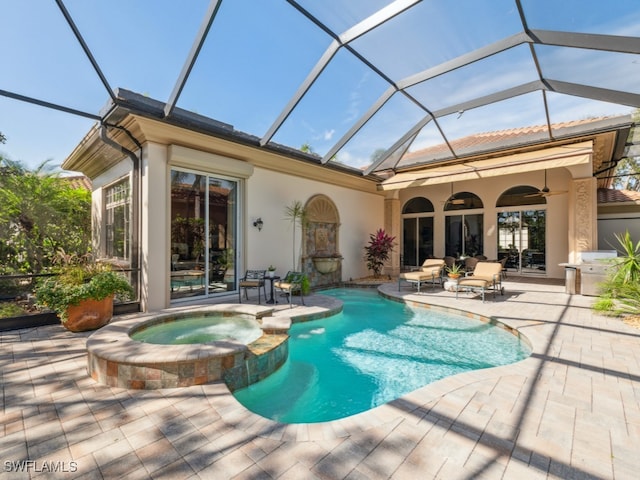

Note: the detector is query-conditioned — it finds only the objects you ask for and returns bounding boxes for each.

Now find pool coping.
[209,286,542,441]
[86,299,345,390]
[86,288,538,438]
[87,304,279,364]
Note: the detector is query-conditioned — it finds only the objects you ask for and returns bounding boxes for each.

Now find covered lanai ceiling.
[2,0,640,179]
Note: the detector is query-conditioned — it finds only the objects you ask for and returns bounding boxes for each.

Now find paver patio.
[1,277,639,479]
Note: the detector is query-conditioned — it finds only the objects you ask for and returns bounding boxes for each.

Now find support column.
[384,192,401,277]
[140,142,169,311]
[568,177,598,264]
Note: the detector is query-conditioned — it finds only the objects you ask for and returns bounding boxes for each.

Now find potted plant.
[35,253,133,332]
[364,229,395,278]
[446,263,464,279]
[267,265,276,278]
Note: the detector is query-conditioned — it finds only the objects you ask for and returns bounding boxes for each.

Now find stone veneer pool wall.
[86,304,291,390]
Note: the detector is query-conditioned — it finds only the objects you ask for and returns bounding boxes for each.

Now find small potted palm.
[446,263,464,279]
[35,252,133,332]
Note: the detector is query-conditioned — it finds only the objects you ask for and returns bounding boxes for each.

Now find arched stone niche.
[302,195,342,288]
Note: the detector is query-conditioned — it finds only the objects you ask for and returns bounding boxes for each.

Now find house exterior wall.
[246,167,384,281]
[397,168,574,279]
[82,116,608,309]
[90,137,384,312]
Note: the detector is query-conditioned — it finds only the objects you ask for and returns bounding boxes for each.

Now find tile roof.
[63,175,92,191]
[393,116,629,170]
[597,188,640,204]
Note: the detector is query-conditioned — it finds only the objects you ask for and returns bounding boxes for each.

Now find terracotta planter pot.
[63,295,114,332]
[448,273,462,280]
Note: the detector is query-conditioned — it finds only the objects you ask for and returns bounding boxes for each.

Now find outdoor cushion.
[274,271,305,308]
[456,261,504,302]
[399,259,445,292]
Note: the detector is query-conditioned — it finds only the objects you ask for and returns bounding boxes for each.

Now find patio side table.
[265,275,280,304]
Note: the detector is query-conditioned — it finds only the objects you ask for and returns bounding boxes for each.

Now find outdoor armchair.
[455,261,504,302]
[464,256,479,272]
[398,259,445,292]
[238,269,267,304]
[274,271,305,308]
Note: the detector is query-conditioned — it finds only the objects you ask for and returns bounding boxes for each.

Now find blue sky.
[1,0,638,172]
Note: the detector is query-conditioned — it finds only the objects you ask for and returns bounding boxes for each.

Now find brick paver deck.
[1,277,639,479]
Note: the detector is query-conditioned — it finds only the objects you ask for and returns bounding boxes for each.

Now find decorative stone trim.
[86,304,288,390]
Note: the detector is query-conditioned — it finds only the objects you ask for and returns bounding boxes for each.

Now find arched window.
[496,186,547,207]
[402,197,434,214]
[444,191,483,211]
[401,197,434,268]
[496,186,546,275]
[444,192,483,258]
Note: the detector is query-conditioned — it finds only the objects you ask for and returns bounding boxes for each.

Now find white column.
[139,142,169,311]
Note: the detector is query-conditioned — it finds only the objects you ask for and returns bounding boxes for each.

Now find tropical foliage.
[0,158,91,274]
[364,228,395,278]
[284,200,308,270]
[593,231,640,316]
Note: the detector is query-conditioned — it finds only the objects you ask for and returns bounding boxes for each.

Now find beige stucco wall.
[397,167,574,279]
[89,151,593,314]
[86,116,603,310]
[246,168,384,280]
[89,140,385,311]
[90,149,589,313]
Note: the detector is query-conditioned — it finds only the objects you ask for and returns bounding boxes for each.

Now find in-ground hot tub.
[86,304,291,390]
[129,312,264,345]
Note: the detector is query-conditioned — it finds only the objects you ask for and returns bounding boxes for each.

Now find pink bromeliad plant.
[364,228,395,278]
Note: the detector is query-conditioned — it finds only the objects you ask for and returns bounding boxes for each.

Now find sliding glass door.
[402,217,434,268]
[445,214,484,258]
[497,210,546,274]
[170,168,238,300]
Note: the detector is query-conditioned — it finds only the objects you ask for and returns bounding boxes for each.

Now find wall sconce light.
[253,217,264,231]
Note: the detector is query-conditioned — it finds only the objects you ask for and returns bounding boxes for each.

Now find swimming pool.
[233,288,530,423]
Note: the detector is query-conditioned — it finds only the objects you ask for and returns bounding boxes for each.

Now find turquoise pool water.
[234,289,530,423]
[130,314,262,345]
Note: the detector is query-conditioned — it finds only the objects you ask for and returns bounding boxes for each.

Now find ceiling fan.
[448,182,466,204]
[526,170,567,197]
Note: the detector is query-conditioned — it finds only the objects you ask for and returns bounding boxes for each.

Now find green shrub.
[35,257,133,323]
[0,302,26,319]
[594,231,640,317]
[364,229,395,278]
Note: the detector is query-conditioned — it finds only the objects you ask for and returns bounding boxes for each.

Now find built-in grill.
[577,251,618,296]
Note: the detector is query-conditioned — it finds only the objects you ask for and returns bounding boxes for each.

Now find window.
[496,187,546,274]
[170,168,238,300]
[402,197,434,268]
[105,178,130,260]
[444,192,484,258]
